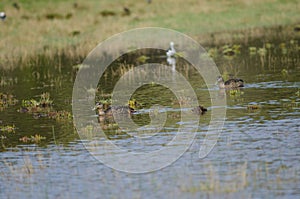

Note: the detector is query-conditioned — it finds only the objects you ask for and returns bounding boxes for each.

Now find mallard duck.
[93,102,135,116]
[191,105,207,115]
[216,76,244,89]
[104,105,135,116]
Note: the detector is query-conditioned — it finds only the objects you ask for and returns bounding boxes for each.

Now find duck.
[191,105,207,115]
[93,102,135,117]
[166,42,176,57]
[216,76,244,89]
[104,105,135,116]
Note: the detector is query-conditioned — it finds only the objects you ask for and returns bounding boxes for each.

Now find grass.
[0,0,300,68]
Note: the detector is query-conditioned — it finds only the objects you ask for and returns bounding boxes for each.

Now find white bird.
[166,41,176,57]
[0,12,6,20]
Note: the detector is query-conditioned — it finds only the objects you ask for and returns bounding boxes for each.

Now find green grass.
[0,0,299,67]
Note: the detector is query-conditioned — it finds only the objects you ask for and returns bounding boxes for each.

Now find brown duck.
[191,105,207,115]
[217,76,244,89]
[94,102,135,116]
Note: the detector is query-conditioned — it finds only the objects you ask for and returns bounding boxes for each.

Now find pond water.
[0,33,299,198]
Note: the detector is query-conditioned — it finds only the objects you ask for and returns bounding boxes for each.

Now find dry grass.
[0,0,299,68]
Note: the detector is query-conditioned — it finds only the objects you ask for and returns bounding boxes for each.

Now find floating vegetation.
[96,98,112,110]
[19,134,46,143]
[257,47,267,56]
[265,42,273,49]
[136,55,150,64]
[229,89,244,97]
[281,69,288,78]
[0,125,16,133]
[222,44,241,59]
[128,99,136,109]
[39,92,53,107]
[19,92,53,114]
[18,93,74,122]
[247,104,261,111]
[0,135,7,140]
[0,93,18,111]
[204,44,242,60]
[208,48,218,58]
[228,89,244,103]
[279,42,288,55]
[248,46,257,55]
[48,110,72,121]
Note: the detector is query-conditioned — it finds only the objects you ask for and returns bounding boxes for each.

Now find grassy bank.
[0,0,299,68]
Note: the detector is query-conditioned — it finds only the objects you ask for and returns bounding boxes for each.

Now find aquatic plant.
[39,92,53,107]
[221,44,240,60]
[295,89,300,97]
[247,104,261,111]
[0,135,7,140]
[206,47,218,58]
[19,134,46,143]
[281,69,288,78]
[18,92,74,124]
[0,93,18,111]
[136,55,150,64]
[48,110,73,121]
[248,46,257,55]
[19,92,53,114]
[0,124,16,133]
[128,99,141,109]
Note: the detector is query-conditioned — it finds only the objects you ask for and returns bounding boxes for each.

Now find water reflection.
[167,56,176,72]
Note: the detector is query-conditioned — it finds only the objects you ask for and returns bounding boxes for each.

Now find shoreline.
[1,0,299,68]
[1,23,299,70]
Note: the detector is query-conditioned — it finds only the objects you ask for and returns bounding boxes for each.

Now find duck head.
[216,76,225,88]
[93,102,105,116]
